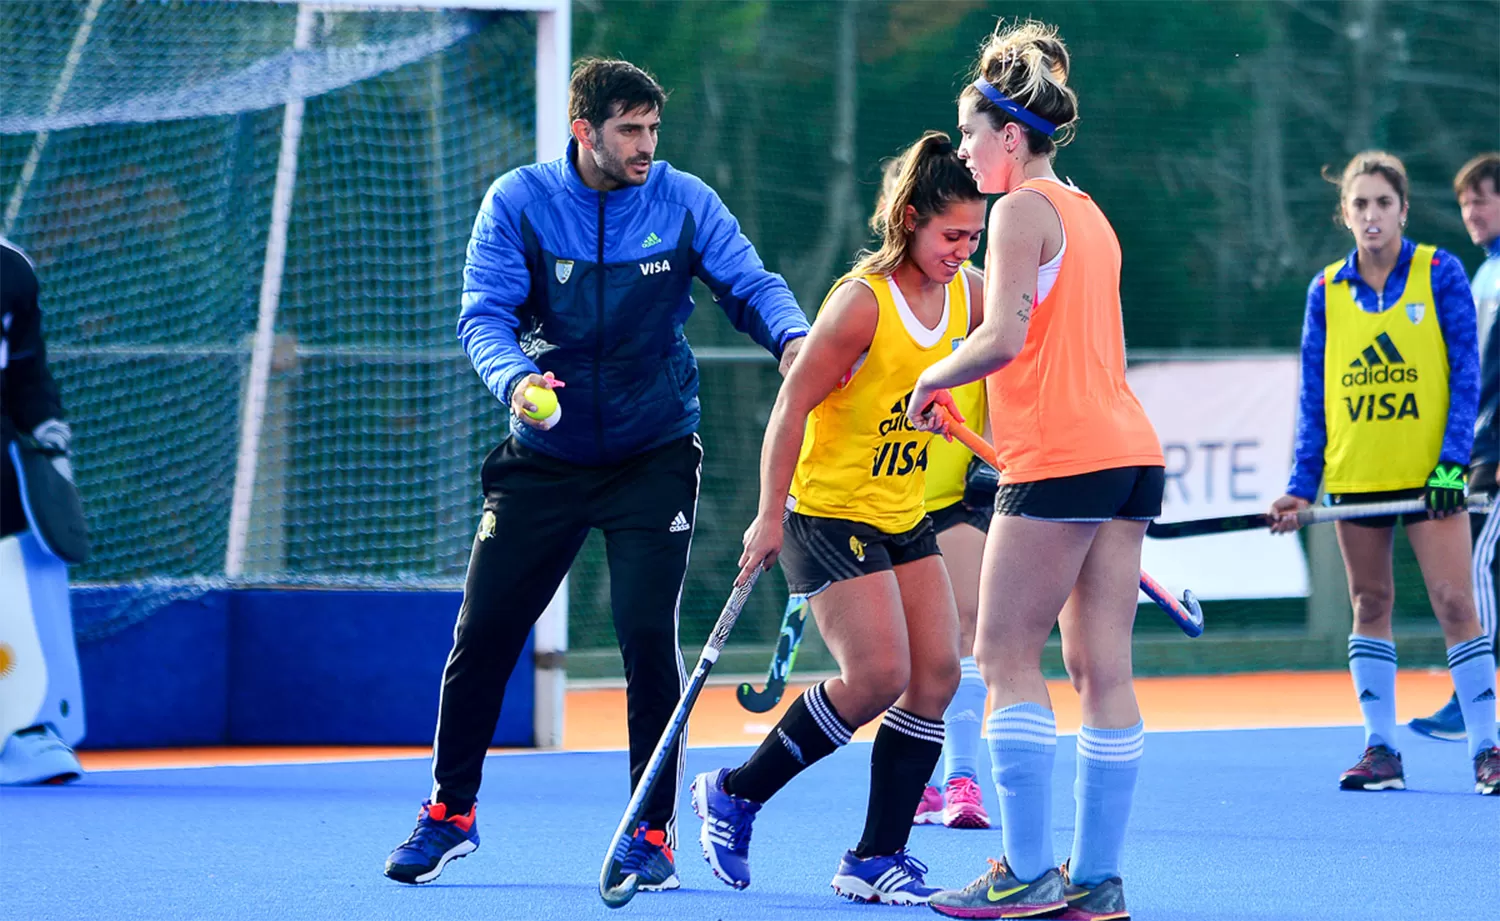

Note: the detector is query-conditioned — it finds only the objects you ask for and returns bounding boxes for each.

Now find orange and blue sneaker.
[914,784,945,825]
[1476,746,1500,795]
[617,823,680,891]
[1338,744,1405,791]
[927,857,1066,919]
[1058,861,1129,920]
[943,776,991,829]
[383,800,478,884]
[830,848,942,905]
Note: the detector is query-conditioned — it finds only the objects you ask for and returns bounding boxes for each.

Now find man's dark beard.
[594,145,651,188]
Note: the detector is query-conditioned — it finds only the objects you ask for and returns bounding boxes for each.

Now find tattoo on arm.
[1016,292,1033,324]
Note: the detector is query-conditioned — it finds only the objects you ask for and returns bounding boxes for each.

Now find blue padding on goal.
[229,590,533,746]
[73,587,534,748]
[75,587,232,748]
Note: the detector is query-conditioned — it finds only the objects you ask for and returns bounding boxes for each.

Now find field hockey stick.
[933,405,1204,637]
[1146,494,1493,539]
[736,593,811,713]
[599,566,762,908]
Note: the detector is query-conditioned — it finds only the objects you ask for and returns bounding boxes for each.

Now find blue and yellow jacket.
[458,140,809,466]
[1288,238,1479,499]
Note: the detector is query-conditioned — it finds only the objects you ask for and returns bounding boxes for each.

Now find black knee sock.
[725,682,852,803]
[854,707,944,858]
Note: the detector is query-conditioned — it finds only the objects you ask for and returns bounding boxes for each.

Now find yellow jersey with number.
[924,380,986,512]
[790,271,972,533]
[1323,243,1447,492]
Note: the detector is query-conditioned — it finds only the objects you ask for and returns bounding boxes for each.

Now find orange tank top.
[986,179,1163,482]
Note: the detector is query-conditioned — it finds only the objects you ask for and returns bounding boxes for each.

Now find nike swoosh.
[988,884,1026,901]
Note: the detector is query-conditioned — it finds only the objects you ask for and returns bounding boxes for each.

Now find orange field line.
[78,669,1456,772]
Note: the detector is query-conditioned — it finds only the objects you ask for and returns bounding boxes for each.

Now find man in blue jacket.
[384,59,808,887]
[1413,153,1500,744]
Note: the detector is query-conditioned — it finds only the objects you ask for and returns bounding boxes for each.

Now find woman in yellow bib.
[1270,151,1499,796]
[690,132,985,904]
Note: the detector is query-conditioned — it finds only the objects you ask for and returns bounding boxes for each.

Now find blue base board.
[73,587,533,749]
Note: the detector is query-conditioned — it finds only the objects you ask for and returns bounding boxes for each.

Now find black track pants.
[430,434,701,846]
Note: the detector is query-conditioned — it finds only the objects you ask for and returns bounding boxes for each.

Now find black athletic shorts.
[779,511,941,596]
[995,465,1165,522]
[1325,487,1428,529]
[927,498,993,536]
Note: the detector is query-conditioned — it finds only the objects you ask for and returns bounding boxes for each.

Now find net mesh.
[2,2,536,636]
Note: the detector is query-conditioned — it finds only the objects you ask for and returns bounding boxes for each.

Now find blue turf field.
[2,726,1496,921]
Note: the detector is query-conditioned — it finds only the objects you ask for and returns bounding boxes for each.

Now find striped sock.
[1447,637,1498,757]
[725,682,851,803]
[987,702,1057,883]
[943,657,988,783]
[1348,635,1398,750]
[1069,722,1144,888]
[854,707,944,858]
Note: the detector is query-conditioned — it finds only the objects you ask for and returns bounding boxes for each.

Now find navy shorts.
[779,511,940,597]
[1325,487,1428,529]
[995,465,1165,522]
[927,499,993,536]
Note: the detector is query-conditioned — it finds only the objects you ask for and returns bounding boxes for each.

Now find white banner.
[1131,358,1310,600]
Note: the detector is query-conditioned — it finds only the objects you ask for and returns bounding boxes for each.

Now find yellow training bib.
[791,271,972,532]
[1323,244,1447,492]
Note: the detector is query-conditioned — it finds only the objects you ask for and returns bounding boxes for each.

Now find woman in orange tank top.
[909,20,1164,921]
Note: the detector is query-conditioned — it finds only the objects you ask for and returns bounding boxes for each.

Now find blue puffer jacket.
[458,140,809,466]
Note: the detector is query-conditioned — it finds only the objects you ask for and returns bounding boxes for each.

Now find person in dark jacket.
[383,59,809,887]
[1411,152,1500,742]
[0,235,86,786]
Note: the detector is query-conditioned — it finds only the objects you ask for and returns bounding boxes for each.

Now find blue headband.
[971,79,1058,137]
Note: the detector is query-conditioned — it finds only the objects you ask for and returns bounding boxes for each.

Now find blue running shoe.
[691,768,760,889]
[617,823,680,891]
[383,800,478,884]
[1409,693,1466,742]
[830,848,941,905]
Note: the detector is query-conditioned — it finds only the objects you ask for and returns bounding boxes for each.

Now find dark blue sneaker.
[691,768,760,889]
[1409,693,1466,742]
[617,824,680,891]
[830,848,942,905]
[383,800,478,884]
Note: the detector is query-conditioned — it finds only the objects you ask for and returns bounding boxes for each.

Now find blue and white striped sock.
[1447,637,1498,757]
[1069,722,1144,888]
[1348,635,1398,750]
[944,657,987,783]
[987,702,1056,883]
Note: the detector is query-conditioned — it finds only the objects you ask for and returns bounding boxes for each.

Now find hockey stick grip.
[1295,494,1490,525]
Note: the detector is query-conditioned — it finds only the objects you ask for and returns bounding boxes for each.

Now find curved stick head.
[599,873,641,909]
[1179,589,1205,638]
[736,680,783,713]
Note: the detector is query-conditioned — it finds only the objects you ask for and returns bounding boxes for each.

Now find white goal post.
[223,0,573,749]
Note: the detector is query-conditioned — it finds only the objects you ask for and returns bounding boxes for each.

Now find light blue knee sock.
[1069,722,1144,887]
[987,702,1056,882]
[1447,637,1498,757]
[1348,635,1398,750]
[944,657,987,783]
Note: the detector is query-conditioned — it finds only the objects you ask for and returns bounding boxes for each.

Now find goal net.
[2,1,554,635]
